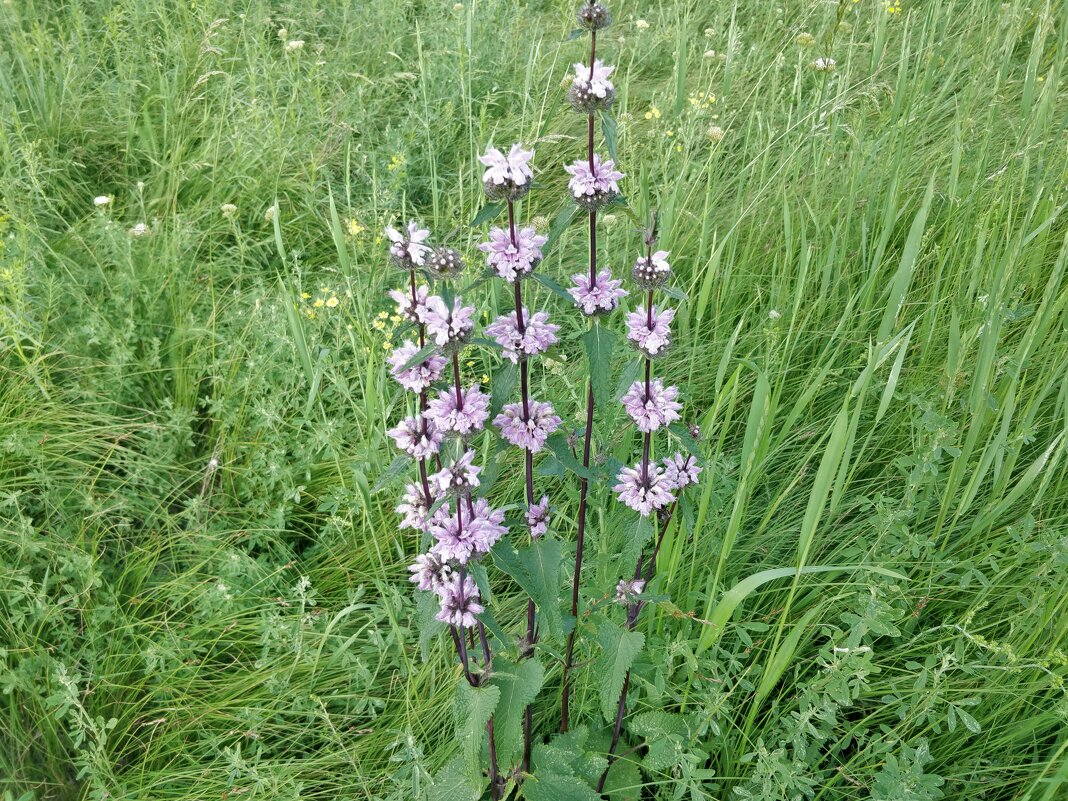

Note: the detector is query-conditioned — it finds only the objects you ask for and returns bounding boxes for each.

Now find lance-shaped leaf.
[470,201,504,228]
[583,324,618,407]
[601,111,619,163]
[492,538,564,639]
[429,755,481,801]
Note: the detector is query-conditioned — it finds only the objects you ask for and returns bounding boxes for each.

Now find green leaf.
[544,204,580,256]
[696,564,906,652]
[470,201,504,228]
[564,28,587,42]
[453,682,499,786]
[594,619,644,722]
[601,111,618,163]
[428,755,480,801]
[490,362,517,417]
[582,324,617,407]
[534,271,577,306]
[492,538,564,639]
[487,659,545,769]
[524,773,602,801]
[545,433,591,479]
[661,284,688,302]
[400,343,439,371]
[371,455,410,494]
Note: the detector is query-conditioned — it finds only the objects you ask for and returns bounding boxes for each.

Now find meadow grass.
[1,0,1066,799]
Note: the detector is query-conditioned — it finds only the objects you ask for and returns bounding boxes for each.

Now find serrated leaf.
[428,755,481,801]
[470,201,504,227]
[594,620,644,722]
[453,682,499,786]
[601,111,618,163]
[628,710,690,739]
[582,324,617,407]
[524,772,602,801]
[618,514,654,578]
[492,538,564,639]
[601,757,642,801]
[613,359,642,402]
[488,659,546,769]
[416,590,446,662]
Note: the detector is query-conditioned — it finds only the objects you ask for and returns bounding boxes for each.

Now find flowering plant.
[379,4,705,797]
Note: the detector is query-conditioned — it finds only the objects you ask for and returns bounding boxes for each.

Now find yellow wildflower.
[326,296,339,308]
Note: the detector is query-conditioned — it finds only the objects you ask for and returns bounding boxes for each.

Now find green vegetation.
[1,1,1066,799]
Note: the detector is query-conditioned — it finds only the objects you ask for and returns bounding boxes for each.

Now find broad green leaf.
[545,433,591,479]
[400,343,439,371]
[470,201,504,227]
[524,772,602,801]
[428,755,480,801]
[594,619,644,722]
[534,271,577,305]
[492,538,564,639]
[489,362,517,417]
[582,324,617,407]
[487,658,545,770]
[544,204,580,256]
[453,681,499,786]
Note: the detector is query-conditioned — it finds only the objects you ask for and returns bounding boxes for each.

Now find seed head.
[576,2,611,31]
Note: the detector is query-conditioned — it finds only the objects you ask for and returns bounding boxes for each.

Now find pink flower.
[613,463,675,517]
[632,249,672,288]
[385,221,431,268]
[396,482,437,532]
[621,378,682,432]
[625,305,675,357]
[615,578,645,604]
[427,384,490,437]
[429,498,507,564]
[569,268,628,315]
[389,285,431,324]
[494,400,562,452]
[435,573,484,628]
[388,415,443,460]
[485,308,559,362]
[565,154,624,208]
[527,495,550,538]
[479,143,535,200]
[388,340,446,393]
[662,452,702,490]
[572,59,615,98]
[478,226,547,282]
[432,449,481,496]
[408,551,452,593]
[424,296,476,349]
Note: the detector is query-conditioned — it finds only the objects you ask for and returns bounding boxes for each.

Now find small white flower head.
[285,39,305,53]
[453,2,463,10]
[615,578,646,604]
[707,125,726,142]
[220,203,238,217]
[811,56,837,72]
[93,195,112,207]
[635,19,649,30]
[128,222,150,238]
[704,49,716,59]
[796,32,815,47]
[768,308,782,321]
[264,204,278,223]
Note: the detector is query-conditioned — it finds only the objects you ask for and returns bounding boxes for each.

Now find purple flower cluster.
[396,482,436,532]
[613,463,676,517]
[388,340,446,393]
[569,268,628,315]
[527,495,551,538]
[480,144,535,202]
[625,305,675,357]
[662,452,702,489]
[429,498,507,565]
[494,400,562,452]
[435,573,484,628]
[385,221,431,269]
[425,296,476,351]
[479,226,547,282]
[432,449,481,496]
[389,285,431,324]
[388,415,443,460]
[621,378,682,432]
[568,60,616,113]
[427,384,490,437]
[615,578,645,605]
[485,308,559,363]
[565,155,625,210]
[632,249,672,289]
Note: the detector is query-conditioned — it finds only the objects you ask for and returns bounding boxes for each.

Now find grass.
[1,0,1067,799]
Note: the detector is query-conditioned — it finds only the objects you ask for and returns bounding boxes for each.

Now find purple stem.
[408,268,433,505]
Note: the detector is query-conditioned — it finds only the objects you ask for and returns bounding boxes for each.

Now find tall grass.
[1,0,1066,799]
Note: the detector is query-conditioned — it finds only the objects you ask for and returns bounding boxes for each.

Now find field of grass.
[2,0,1067,799]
